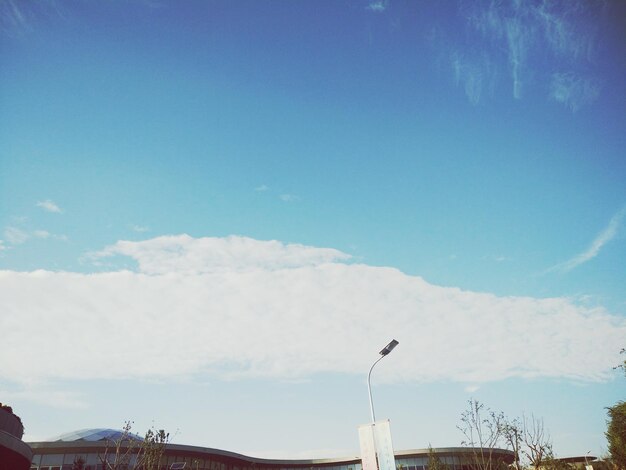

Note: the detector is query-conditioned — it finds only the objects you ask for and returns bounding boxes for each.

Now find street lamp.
[367,339,399,423]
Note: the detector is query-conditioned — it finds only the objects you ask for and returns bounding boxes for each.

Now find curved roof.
[0,429,33,468]
[48,428,143,442]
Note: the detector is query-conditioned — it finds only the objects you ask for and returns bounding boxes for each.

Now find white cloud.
[36,199,63,213]
[88,235,350,275]
[1,235,624,388]
[550,206,626,272]
[464,385,480,393]
[279,194,298,202]
[255,185,269,192]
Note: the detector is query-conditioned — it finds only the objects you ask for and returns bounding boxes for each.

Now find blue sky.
[1,0,625,460]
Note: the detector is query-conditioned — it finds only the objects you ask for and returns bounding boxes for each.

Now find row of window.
[31,452,476,470]
[31,465,476,470]
[31,463,207,470]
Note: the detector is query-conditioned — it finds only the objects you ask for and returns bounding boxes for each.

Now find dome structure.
[48,428,143,442]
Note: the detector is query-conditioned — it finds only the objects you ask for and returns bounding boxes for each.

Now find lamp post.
[367,339,399,423]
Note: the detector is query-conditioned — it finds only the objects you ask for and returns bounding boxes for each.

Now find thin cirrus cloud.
[549,206,626,273]
[550,73,601,113]
[0,0,67,37]
[451,51,495,106]
[454,0,600,108]
[1,235,624,390]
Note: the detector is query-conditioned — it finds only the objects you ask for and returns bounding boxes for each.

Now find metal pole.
[367,339,399,423]
[367,356,384,423]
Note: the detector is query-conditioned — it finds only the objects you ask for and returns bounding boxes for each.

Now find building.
[28,428,515,470]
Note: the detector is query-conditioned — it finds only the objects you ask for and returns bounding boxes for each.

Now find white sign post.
[358,420,396,470]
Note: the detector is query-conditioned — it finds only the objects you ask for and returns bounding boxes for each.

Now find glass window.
[85,453,100,465]
[41,455,64,466]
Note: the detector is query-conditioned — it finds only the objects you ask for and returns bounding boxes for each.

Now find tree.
[499,417,522,470]
[519,414,553,469]
[457,399,508,470]
[458,400,557,470]
[137,427,169,470]
[98,421,170,470]
[427,446,450,470]
[71,457,85,470]
[606,401,626,470]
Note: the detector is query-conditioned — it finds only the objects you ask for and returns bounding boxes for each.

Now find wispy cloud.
[36,199,63,213]
[0,387,88,410]
[3,227,67,245]
[130,224,150,233]
[366,0,389,13]
[451,52,495,105]
[255,184,269,192]
[0,0,29,35]
[4,226,30,244]
[279,194,298,202]
[549,206,626,273]
[33,230,51,239]
[1,0,66,37]
[550,73,600,112]
[1,235,623,388]
[454,0,602,108]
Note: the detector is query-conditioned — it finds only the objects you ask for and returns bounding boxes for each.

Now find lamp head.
[379,339,399,356]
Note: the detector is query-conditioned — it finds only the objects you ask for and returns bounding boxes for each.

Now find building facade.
[28,428,515,470]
